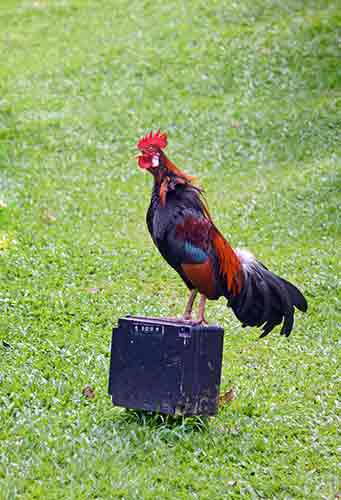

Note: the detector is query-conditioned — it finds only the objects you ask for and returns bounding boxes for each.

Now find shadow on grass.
[119,408,210,433]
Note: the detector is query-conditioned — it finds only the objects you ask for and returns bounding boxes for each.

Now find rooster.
[136,130,307,337]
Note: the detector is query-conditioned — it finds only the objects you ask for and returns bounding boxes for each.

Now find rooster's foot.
[188,317,209,326]
[156,316,195,324]
[182,313,193,321]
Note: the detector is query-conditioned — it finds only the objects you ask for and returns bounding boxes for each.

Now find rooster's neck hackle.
[162,154,196,184]
[151,153,198,207]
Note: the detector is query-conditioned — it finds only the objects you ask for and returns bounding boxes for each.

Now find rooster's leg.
[182,289,198,320]
[197,294,208,325]
[188,294,208,325]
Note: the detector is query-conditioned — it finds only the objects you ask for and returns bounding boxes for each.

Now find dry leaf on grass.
[42,209,57,223]
[219,386,236,406]
[82,385,96,399]
[0,234,13,251]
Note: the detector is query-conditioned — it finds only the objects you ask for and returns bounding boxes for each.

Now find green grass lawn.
[1,0,340,498]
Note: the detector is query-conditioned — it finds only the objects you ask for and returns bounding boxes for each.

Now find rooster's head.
[136,129,196,187]
[136,129,168,170]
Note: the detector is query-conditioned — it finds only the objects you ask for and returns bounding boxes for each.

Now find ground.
[0,0,340,498]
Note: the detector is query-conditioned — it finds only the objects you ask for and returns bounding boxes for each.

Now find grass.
[0,0,340,498]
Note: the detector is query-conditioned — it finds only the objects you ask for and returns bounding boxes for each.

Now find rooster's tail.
[228,249,308,337]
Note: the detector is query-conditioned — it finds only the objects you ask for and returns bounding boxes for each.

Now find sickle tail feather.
[229,249,308,337]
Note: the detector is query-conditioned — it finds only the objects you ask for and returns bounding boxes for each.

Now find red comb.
[137,129,168,151]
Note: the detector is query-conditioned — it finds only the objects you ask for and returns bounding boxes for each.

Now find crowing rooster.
[136,130,307,337]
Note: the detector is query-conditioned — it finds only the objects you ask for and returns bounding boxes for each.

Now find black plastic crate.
[108,315,224,416]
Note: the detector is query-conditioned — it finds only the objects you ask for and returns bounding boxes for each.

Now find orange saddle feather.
[181,258,217,299]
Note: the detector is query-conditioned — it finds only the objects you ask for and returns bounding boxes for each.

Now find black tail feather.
[281,278,308,312]
[229,259,307,338]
